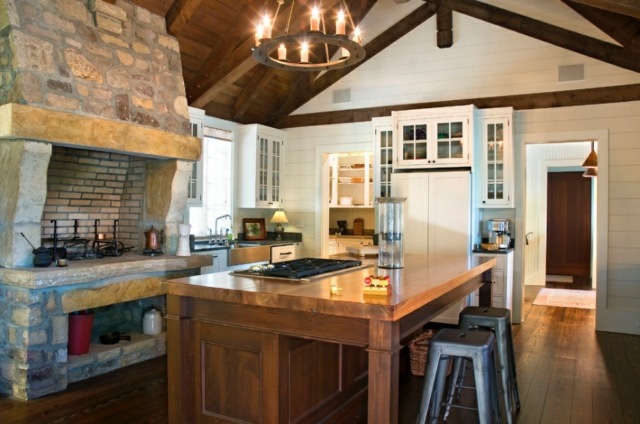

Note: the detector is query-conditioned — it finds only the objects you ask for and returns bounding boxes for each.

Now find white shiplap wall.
[226,2,640,332]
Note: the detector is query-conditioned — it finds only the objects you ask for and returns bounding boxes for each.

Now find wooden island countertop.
[165,254,496,423]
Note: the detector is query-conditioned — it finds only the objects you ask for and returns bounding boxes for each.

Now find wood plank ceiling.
[114,0,640,128]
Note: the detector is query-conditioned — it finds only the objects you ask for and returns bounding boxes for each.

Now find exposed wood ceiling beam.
[232,65,277,120]
[189,0,345,109]
[270,1,438,126]
[277,83,640,127]
[568,0,640,19]
[425,0,640,72]
[562,0,640,54]
[166,0,204,34]
[266,0,380,126]
[437,5,453,48]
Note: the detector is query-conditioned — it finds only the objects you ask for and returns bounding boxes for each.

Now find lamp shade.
[582,142,598,168]
[270,210,288,224]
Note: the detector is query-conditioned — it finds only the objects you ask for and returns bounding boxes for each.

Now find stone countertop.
[0,253,211,289]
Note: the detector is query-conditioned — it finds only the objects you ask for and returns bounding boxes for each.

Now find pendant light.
[581,141,597,168]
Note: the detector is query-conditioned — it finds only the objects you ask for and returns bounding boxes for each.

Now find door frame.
[514,129,608,327]
[315,142,372,257]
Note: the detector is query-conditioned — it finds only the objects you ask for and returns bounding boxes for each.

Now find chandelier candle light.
[253,0,365,71]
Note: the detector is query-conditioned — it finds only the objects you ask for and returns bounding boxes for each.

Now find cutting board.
[353,218,364,236]
[346,245,378,257]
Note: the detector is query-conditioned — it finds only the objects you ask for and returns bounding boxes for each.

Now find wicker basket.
[409,330,435,376]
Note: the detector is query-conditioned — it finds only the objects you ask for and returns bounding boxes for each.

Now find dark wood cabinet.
[168,297,368,423]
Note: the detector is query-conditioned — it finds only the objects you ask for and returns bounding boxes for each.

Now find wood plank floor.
[1,285,638,424]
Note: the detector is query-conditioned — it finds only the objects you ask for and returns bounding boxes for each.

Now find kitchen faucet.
[214,214,232,245]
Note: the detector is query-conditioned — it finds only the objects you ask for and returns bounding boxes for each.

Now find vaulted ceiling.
[115,0,640,128]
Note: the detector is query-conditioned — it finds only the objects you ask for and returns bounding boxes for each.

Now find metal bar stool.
[453,306,520,424]
[416,328,502,424]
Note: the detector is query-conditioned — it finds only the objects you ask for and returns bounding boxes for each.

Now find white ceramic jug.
[176,223,191,256]
[143,307,163,335]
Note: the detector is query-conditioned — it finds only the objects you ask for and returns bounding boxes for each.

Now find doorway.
[545,171,592,290]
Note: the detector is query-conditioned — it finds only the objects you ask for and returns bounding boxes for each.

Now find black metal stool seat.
[416,328,502,424]
[456,306,520,424]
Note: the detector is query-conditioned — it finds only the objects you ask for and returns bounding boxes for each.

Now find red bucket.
[68,311,94,355]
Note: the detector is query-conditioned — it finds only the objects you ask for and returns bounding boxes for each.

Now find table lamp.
[270,210,288,240]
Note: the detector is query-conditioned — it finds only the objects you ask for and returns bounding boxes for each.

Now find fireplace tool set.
[42,219,134,261]
[91,219,134,257]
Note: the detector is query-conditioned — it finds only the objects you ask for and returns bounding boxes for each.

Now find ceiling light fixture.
[252,0,366,72]
[581,141,598,168]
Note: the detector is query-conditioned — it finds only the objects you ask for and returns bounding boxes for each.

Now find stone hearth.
[0,254,211,399]
[0,0,206,400]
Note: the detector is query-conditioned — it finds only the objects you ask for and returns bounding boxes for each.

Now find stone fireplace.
[0,0,210,399]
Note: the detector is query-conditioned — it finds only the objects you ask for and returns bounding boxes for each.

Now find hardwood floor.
[1,285,638,424]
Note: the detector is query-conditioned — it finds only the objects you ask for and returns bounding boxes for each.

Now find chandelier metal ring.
[252,33,366,72]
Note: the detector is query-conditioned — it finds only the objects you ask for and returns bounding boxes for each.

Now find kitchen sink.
[228,244,271,266]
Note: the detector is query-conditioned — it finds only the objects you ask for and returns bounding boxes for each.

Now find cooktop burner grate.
[241,258,363,279]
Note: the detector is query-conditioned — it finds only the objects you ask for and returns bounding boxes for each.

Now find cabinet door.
[395,118,431,168]
[187,108,204,207]
[391,171,470,255]
[433,116,469,166]
[237,124,286,209]
[392,105,475,170]
[373,117,393,199]
[478,109,514,208]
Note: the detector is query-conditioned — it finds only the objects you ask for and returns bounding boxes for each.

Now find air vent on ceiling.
[333,88,351,104]
[558,64,585,82]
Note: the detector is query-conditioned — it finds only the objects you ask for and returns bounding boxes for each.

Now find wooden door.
[546,172,591,276]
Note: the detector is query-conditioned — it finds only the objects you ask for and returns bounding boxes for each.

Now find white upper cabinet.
[476,107,514,208]
[187,107,205,207]
[392,105,477,169]
[372,116,393,199]
[236,124,286,209]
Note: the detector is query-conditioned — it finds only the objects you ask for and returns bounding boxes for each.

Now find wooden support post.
[437,6,453,48]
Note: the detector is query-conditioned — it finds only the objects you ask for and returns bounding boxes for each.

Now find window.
[188,127,233,237]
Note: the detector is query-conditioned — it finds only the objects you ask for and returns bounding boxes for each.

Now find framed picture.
[243,218,266,240]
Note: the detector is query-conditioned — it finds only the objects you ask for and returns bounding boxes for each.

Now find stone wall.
[43,146,145,252]
[0,0,190,135]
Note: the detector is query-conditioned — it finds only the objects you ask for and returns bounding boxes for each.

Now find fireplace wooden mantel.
[0,103,201,161]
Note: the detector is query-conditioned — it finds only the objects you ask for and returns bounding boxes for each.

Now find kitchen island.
[164,254,496,423]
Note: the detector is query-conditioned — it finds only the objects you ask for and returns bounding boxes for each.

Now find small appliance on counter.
[486,219,512,249]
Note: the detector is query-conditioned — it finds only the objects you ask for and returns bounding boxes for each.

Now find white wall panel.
[295,9,640,115]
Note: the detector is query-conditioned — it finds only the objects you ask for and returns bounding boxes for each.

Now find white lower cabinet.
[471,251,514,310]
[329,236,373,255]
[193,249,228,274]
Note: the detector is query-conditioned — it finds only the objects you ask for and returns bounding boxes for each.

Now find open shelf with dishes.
[329,152,373,208]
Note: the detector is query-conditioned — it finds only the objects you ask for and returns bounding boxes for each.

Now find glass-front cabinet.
[477,107,514,208]
[187,107,205,207]
[392,105,476,169]
[372,116,393,198]
[237,124,286,209]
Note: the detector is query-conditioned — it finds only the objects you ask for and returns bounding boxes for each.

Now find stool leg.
[443,357,464,421]
[429,357,450,422]
[472,349,500,424]
[495,323,514,424]
[506,324,521,409]
[417,350,442,424]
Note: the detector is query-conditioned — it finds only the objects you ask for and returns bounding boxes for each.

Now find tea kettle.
[144,226,161,251]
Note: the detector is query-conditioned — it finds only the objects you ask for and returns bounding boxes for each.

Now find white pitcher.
[176,224,191,256]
